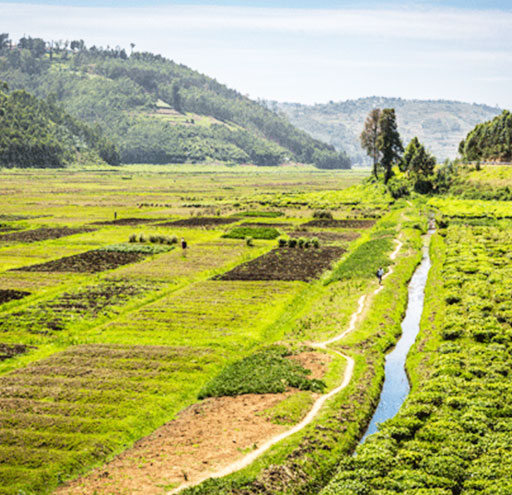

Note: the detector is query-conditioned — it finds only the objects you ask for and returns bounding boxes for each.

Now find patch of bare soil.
[90,218,161,226]
[302,219,376,229]
[240,222,291,228]
[13,250,144,273]
[56,350,330,495]
[289,351,332,380]
[0,343,34,361]
[0,227,95,243]
[157,217,239,228]
[288,230,361,242]
[215,246,345,282]
[0,289,30,304]
[56,394,290,495]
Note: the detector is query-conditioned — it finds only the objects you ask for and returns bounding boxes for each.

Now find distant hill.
[0,83,119,168]
[0,34,349,168]
[268,97,502,165]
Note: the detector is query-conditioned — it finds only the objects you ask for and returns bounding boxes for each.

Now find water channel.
[359,235,432,444]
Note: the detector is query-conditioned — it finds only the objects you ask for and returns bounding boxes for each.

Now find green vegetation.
[0,83,118,167]
[198,345,326,399]
[259,391,315,425]
[0,33,350,168]
[223,226,280,240]
[459,109,512,162]
[321,221,512,495]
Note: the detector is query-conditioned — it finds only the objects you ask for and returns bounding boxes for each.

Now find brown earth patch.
[157,217,239,228]
[0,343,34,361]
[288,230,361,242]
[288,351,332,380]
[302,219,376,229]
[0,226,96,243]
[56,393,291,495]
[12,250,145,273]
[215,246,345,282]
[0,289,30,304]
[90,217,161,226]
[240,222,291,228]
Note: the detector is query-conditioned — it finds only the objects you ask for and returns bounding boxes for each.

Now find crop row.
[321,223,512,495]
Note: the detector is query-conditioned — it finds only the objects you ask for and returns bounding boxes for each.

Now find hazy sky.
[2,0,512,108]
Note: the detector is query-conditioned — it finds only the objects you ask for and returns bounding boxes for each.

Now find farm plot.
[288,230,360,243]
[216,246,345,282]
[0,343,34,361]
[0,344,220,495]
[93,280,303,348]
[158,217,239,227]
[0,227,95,244]
[90,217,162,226]
[302,219,376,229]
[0,279,162,342]
[110,240,263,281]
[12,243,172,274]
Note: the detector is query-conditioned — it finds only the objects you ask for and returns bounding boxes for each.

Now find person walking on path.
[181,237,187,257]
[376,267,384,285]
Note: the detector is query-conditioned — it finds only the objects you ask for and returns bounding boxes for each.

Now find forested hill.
[0,34,350,168]
[0,82,119,168]
[269,97,502,165]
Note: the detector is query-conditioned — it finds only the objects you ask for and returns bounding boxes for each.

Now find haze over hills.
[0,34,349,169]
[268,97,503,165]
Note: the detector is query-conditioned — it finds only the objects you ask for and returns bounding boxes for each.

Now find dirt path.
[55,238,403,495]
[169,238,403,493]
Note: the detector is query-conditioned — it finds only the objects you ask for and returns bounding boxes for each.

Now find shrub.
[245,236,254,247]
[288,238,297,248]
[128,234,137,243]
[312,237,320,248]
[278,238,287,248]
[313,210,333,219]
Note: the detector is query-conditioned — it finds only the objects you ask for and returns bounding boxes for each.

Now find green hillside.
[0,82,119,168]
[270,97,501,164]
[459,109,512,163]
[0,34,350,168]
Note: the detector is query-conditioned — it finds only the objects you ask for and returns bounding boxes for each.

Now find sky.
[2,0,512,108]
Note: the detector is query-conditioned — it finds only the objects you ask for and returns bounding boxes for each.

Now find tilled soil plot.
[302,219,376,229]
[0,226,95,243]
[90,217,161,226]
[240,222,291,228]
[157,217,239,228]
[0,343,34,361]
[0,289,30,304]
[13,250,144,273]
[288,230,361,242]
[215,246,345,282]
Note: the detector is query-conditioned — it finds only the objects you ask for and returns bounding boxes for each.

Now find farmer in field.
[181,237,187,256]
[376,267,384,285]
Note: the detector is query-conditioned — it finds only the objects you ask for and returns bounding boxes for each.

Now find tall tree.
[377,108,403,184]
[360,108,381,179]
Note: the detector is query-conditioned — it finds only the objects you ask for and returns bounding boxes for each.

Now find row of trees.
[360,108,437,193]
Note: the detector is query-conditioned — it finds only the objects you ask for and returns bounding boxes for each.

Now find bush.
[313,210,333,220]
[288,238,297,248]
[245,236,254,247]
[198,345,326,399]
[278,237,287,248]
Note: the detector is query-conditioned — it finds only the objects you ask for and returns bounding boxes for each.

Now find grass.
[222,226,281,240]
[258,391,316,425]
[198,345,326,399]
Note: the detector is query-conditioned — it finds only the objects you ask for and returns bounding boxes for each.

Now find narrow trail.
[170,238,403,494]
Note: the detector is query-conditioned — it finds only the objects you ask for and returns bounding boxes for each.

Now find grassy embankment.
[320,204,512,494]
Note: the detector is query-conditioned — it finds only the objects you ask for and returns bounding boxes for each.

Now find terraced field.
[1,166,390,494]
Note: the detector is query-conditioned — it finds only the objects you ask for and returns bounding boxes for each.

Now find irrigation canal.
[359,235,432,444]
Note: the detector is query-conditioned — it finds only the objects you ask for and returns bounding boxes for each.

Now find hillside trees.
[459,109,512,162]
[401,136,436,192]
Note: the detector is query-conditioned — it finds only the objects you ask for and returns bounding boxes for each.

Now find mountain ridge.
[268,96,502,165]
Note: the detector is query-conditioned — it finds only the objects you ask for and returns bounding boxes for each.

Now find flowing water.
[359,236,432,444]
